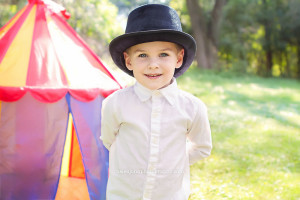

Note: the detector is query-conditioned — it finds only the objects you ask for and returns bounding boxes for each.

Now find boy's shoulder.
[176,89,208,119]
[104,85,134,102]
[177,89,206,107]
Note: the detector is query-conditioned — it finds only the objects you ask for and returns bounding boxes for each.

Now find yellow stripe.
[61,114,72,176]
[0,5,27,40]
[0,5,36,87]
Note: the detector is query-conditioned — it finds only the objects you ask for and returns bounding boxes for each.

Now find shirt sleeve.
[187,100,212,165]
[100,94,120,151]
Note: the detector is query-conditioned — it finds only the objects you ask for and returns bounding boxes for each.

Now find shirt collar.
[133,78,178,105]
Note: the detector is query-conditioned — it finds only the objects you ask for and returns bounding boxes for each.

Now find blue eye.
[138,54,147,58]
[160,53,169,57]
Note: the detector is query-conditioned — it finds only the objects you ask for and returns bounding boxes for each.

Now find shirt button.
[153,138,158,144]
[149,165,155,171]
[144,192,150,199]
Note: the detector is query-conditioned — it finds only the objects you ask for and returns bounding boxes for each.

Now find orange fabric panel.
[69,124,85,178]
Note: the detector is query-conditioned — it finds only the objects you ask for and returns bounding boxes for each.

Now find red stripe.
[68,124,75,177]
[27,4,68,88]
[0,6,27,34]
[0,4,34,63]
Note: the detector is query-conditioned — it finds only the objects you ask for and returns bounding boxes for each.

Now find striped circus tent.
[0,0,122,199]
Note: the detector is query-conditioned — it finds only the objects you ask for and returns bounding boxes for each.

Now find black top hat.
[109,4,196,78]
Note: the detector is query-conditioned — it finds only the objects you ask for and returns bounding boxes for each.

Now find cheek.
[168,59,181,69]
[133,59,147,68]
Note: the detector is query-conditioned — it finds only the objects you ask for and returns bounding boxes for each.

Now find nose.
[148,58,159,70]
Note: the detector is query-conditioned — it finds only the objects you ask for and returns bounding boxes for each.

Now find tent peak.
[28,0,71,19]
[0,0,122,103]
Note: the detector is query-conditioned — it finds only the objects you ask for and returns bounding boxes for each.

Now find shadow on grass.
[222,90,300,130]
[213,90,300,174]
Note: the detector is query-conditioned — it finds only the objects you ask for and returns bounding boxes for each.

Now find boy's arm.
[187,101,212,165]
[100,95,119,151]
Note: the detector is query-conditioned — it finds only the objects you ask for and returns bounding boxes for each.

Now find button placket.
[143,92,162,199]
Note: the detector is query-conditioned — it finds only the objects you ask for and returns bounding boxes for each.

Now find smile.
[145,74,162,78]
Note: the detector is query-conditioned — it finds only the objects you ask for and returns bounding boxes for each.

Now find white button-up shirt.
[100,78,212,200]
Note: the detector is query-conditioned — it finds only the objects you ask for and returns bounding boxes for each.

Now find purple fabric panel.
[69,95,108,200]
[0,93,68,200]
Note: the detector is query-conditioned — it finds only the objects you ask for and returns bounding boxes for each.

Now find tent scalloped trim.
[0,86,117,103]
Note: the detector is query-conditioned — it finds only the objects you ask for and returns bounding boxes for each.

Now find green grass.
[177,66,300,200]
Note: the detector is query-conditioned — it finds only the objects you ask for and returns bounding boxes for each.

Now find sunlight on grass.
[177,67,300,200]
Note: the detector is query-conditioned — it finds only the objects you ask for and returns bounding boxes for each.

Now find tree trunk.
[262,0,273,76]
[264,26,273,76]
[284,51,290,77]
[297,41,300,79]
[186,0,226,69]
[186,0,210,69]
[210,0,226,46]
[265,48,273,76]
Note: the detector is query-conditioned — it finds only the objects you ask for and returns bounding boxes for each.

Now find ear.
[123,52,133,71]
[176,49,184,69]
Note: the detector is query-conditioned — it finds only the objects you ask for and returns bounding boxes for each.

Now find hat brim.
[109,30,196,78]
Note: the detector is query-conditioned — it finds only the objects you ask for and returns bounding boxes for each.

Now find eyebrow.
[133,48,173,53]
[133,49,146,53]
[160,48,173,51]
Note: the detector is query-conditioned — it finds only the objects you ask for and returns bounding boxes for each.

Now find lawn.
[177,66,300,200]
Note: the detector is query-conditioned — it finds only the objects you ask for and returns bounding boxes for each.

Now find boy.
[100,4,212,200]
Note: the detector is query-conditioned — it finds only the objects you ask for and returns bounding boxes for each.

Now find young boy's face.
[123,41,184,90]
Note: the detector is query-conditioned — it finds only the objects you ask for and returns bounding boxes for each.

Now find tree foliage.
[0,0,26,27]
[218,0,300,78]
[182,0,300,78]
[110,0,170,15]
[55,0,122,56]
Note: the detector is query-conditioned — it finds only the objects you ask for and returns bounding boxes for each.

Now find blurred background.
[1,0,299,199]
[1,0,299,79]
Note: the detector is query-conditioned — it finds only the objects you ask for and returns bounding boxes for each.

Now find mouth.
[145,74,162,79]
